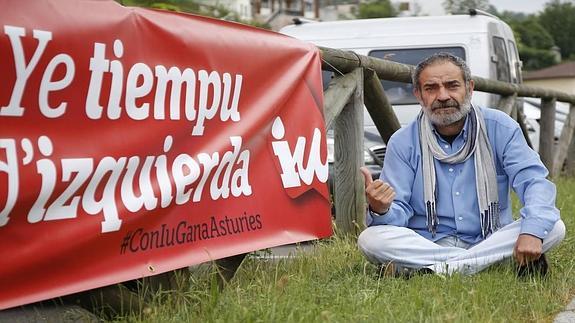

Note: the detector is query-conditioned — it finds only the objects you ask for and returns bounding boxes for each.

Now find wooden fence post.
[516,108,534,149]
[498,95,534,149]
[363,69,401,143]
[497,94,516,116]
[333,68,365,235]
[324,70,362,129]
[565,134,575,176]
[540,98,556,171]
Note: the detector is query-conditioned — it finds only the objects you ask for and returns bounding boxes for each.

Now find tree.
[517,45,558,70]
[443,0,490,14]
[357,0,396,19]
[498,12,557,70]
[513,17,554,50]
[514,18,557,69]
[495,9,528,22]
[539,0,575,60]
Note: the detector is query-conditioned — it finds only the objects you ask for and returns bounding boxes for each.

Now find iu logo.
[270,117,328,189]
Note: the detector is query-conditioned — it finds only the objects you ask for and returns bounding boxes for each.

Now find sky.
[418,0,550,16]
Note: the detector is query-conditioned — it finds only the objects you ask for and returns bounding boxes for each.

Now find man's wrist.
[519,233,544,243]
[369,206,389,217]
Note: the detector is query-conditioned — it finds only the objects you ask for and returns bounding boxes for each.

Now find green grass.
[116,177,575,322]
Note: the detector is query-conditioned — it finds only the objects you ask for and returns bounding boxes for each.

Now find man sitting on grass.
[358,52,565,276]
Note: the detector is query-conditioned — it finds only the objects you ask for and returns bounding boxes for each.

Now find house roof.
[523,61,575,80]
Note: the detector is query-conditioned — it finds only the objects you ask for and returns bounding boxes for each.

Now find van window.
[492,36,511,82]
[368,47,466,105]
[507,40,522,83]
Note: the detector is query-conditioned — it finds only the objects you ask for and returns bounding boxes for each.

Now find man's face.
[414,61,474,127]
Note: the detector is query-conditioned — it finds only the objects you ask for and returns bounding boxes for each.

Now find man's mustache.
[431,99,459,110]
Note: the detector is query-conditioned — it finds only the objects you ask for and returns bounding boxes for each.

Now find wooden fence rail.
[320,46,575,234]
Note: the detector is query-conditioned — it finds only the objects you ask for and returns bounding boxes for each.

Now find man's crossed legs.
[358,219,566,275]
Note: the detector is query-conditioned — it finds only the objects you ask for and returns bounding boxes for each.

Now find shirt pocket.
[496,174,510,211]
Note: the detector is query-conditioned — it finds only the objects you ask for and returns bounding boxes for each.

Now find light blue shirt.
[368,107,560,245]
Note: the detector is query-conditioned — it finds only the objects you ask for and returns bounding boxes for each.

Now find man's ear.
[468,79,475,95]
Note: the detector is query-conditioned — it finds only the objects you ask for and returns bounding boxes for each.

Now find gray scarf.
[418,106,500,238]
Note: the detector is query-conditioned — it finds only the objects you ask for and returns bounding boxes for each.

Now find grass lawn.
[117,177,575,322]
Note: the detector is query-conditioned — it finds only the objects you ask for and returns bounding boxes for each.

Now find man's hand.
[360,167,395,214]
[513,234,543,266]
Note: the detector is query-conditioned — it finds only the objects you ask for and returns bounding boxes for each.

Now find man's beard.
[423,92,472,127]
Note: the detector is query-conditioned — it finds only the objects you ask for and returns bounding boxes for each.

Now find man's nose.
[437,86,450,101]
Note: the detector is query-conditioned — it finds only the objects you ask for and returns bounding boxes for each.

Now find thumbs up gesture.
[361,167,395,215]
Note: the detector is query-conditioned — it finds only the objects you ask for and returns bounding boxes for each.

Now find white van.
[280,12,527,177]
[280,12,522,124]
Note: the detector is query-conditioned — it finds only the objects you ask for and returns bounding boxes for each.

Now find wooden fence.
[320,46,575,235]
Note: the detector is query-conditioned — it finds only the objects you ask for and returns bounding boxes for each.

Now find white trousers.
[358,219,566,275]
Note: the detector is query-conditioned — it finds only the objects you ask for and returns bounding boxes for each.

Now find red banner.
[0,0,331,309]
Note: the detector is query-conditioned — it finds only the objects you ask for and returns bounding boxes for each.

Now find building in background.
[255,0,448,30]
[195,0,254,20]
[200,0,447,30]
[523,61,575,95]
[395,1,445,16]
